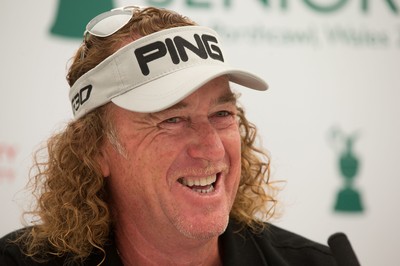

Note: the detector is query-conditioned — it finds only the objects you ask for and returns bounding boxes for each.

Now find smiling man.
[0,6,337,266]
[103,77,242,265]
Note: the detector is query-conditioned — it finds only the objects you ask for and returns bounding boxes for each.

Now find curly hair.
[18,6,279,264]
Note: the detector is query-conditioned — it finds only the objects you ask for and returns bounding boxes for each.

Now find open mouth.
[177,173,219,194]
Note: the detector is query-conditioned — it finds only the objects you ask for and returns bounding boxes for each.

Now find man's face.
[101,76,241,241]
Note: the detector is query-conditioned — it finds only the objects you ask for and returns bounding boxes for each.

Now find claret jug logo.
[329,128,364,213]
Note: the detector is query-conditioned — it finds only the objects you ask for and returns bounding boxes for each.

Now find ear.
[97,147,111,178]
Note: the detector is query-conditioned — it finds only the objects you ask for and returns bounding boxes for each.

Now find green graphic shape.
[50,0,114,38]
[303,0,348,13]
[330,128,364,213]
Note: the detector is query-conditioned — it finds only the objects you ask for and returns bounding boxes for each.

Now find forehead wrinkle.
[154,91,236,117]
[145,101,188,120]
[144,87,237,120]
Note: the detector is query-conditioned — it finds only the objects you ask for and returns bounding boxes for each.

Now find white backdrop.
[1,1,399,265]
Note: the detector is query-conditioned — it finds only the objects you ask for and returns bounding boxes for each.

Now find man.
[0,6,337,265]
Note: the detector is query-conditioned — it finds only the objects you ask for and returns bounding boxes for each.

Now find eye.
[164,117,182,123]
[214,111,231,117]
[158,116,188,129]
[209,110,236,129]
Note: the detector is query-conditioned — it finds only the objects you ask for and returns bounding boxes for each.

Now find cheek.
[221,128,242,179]
[223,126,242,159]
[229,126,242,157]
[137,135,186,181]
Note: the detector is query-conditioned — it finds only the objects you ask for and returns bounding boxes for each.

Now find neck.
[114,221,223,266]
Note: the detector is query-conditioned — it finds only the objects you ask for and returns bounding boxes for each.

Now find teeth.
[200,178,207,186]
[180,175,217,187]
[192,186,215,193]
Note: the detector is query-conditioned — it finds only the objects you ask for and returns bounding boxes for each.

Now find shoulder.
[221,220,337,266]
[0,228,121,266]
[0,228,37,266]
[0,228,66,266]
[251,223,336,265]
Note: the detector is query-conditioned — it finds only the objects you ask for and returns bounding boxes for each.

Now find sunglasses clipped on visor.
[84,5,145,39]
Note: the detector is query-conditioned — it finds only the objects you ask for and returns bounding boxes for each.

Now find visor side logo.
[72,85,93,113]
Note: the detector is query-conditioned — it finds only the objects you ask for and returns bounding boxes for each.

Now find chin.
[174,213,230,240]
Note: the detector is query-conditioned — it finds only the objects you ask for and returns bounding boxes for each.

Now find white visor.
[69,26,268,119]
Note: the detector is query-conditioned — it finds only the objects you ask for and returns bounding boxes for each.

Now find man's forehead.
[112,79,238,121]
[162,89,236,112]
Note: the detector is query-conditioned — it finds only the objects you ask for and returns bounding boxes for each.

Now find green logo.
[330,128,364,213]
[50,0,115,38]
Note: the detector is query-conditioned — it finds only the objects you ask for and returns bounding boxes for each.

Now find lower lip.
[187,183,215,193]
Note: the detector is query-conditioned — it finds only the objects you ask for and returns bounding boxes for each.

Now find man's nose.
[187,122,225,162]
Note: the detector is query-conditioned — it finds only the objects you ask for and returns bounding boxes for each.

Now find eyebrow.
[213,91,237,106]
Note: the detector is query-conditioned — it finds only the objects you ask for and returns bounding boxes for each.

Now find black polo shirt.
[0,220,336,265]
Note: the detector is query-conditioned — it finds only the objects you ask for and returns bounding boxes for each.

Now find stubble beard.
[169,205,231,240]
